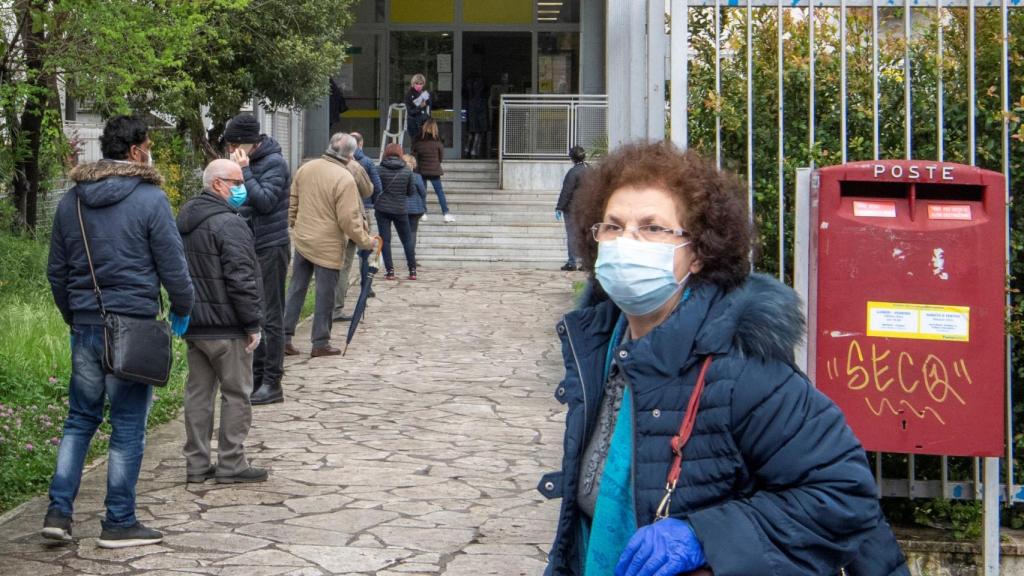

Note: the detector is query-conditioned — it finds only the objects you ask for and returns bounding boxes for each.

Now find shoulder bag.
[76,196,173,387]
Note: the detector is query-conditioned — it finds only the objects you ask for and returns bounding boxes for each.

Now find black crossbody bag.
[76,196,173,387]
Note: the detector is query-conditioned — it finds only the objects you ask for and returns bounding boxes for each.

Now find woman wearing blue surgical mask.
[540,142,908,576]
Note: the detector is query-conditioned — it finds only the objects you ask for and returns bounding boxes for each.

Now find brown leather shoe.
[310,345,342,358]
[284,342,300,356]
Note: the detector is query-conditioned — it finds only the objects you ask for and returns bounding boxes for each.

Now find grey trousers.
[183,338,253,476]
[334,239,359,315]
[283,249,339,347]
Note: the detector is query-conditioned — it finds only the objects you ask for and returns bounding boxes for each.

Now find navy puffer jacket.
[376,157,414,215]
[540,273,908,576]
[48,161,194,326]
[238,136,291,250]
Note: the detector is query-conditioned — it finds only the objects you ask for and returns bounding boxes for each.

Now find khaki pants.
[183,338,253,476]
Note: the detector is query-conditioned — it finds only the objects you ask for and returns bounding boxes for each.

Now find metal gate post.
[984,457,1000,575]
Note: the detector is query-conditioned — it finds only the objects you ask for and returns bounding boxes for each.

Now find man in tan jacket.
[281,133,379,360]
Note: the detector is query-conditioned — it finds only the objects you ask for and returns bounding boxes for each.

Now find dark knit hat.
[224,113,261,144]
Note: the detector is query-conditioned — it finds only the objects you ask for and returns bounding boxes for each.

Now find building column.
[607,0,665,147]
[581,0,606,95]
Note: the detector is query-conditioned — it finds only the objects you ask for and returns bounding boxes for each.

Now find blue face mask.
[595,236,692,316]
[228,183,247,208]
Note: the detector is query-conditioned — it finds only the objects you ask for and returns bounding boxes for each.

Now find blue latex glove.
[169,312,190,337]
[615,519,706,576]
[555,210,563,222]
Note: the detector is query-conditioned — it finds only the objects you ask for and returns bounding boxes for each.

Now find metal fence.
[661,0,1019,570]
[499,94,608,160]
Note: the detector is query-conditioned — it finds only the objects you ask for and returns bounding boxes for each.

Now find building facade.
[304,0,605,159]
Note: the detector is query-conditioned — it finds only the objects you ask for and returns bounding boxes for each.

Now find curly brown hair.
[573,141,751,290]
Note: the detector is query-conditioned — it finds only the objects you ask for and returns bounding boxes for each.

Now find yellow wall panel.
[463,0,532,24]
[391,0,455,24]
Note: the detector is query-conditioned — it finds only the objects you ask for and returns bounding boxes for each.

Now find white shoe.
[443,213,455,223]
[420,214,428,222]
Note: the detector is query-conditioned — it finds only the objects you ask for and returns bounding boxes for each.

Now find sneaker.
[420,214,428,222]
[97,522,163,549]
[443,213,455,223]
[407,271,417,280]
[41,510,73,542]
[384,271,397,280]
[216,467,269,484]
[560,262,576,271]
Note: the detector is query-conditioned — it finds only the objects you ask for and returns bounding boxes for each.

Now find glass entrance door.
[389,31,456,154]
[461,32,532,159]
[334,33,383,150]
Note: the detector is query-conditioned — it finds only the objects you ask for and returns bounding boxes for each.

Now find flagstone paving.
[0,269,580,575]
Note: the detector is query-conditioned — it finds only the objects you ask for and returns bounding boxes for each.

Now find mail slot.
[809,160,1006,457]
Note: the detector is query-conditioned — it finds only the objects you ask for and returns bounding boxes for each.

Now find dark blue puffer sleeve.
[687,362,882,575]
[148,194,194,317]
[47,215,73,325]
[243,156,288,215]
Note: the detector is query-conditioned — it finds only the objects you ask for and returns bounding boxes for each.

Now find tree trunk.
[183,108,220,162]
[10,0,50,234]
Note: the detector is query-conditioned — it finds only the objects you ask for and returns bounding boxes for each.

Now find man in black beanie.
[224,112,291,405]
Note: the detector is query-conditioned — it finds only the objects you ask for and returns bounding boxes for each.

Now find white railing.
[499,94,608,161]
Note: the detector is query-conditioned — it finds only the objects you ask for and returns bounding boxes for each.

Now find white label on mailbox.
[928,204,973,221]
[853,200,897,218]
[867,301,970,342]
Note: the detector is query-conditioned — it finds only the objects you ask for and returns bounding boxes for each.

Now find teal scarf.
[582,315,637,574]
[582,387,637,574]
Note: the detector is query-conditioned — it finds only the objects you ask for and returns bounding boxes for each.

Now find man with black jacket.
[44,115,194,548]
[555,146,589,271]
[223,113,291,405]
[177,159,268,485]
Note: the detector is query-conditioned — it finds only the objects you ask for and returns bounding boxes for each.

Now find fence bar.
[747,0,754,227]
[872,0,879,160]
[808,0,816,163]
[671,0,690,148]
[715,0,722,168]
[777,0,786,281]
[936,0,944,161]
[985,457,1000,574]
[938,0,949,490]
[904,0,912,159]
[840,0,848,163]
[1001,0,1014,520]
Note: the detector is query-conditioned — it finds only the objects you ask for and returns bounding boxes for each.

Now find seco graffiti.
[823,339,972,427]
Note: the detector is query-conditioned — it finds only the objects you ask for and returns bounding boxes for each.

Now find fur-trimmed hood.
[69,160,164,208]
[576,272,805,364]
[697,272,805,362]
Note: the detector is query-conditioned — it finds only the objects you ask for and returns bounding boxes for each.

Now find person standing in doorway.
[223,113,291,406]
[405,73,430,145]
[177,159,267,486]
[44,114,194,548]
[556,146,589,271]
[376,143,418,280]
[403,154,428,249]
[413,118,453,223]
[282,133,379,360]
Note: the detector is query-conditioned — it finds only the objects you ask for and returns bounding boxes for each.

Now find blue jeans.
[48,324,153,528]
[425,177,449,214]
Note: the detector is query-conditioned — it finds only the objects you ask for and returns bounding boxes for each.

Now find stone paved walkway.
[0,270,577,575]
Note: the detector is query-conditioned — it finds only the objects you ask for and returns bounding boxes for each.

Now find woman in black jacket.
[375,143,418,280]
[404,73,429,145]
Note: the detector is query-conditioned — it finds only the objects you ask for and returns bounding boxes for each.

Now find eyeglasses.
[218,177,244,186]
[590,223,689,243]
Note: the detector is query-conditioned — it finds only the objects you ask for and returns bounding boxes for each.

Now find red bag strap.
[655,355,713,520]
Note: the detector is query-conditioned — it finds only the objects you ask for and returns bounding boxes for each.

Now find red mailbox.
[809,160,1006,457]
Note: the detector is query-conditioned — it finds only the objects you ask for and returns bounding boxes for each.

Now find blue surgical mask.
[595,236,692,316]
[228,183,247,208]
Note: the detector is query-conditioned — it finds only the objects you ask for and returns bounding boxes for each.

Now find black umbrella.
[343,239,382,356]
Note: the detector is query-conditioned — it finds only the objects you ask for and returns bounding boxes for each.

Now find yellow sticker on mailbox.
[866,301,970,342]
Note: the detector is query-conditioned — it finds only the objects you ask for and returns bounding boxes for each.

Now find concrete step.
[424,200,556,213]
[410,236,567,249]
[382,255,577,270]
[421,191,558,202]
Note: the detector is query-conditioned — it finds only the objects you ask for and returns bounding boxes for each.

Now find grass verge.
[0,232,187,514]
